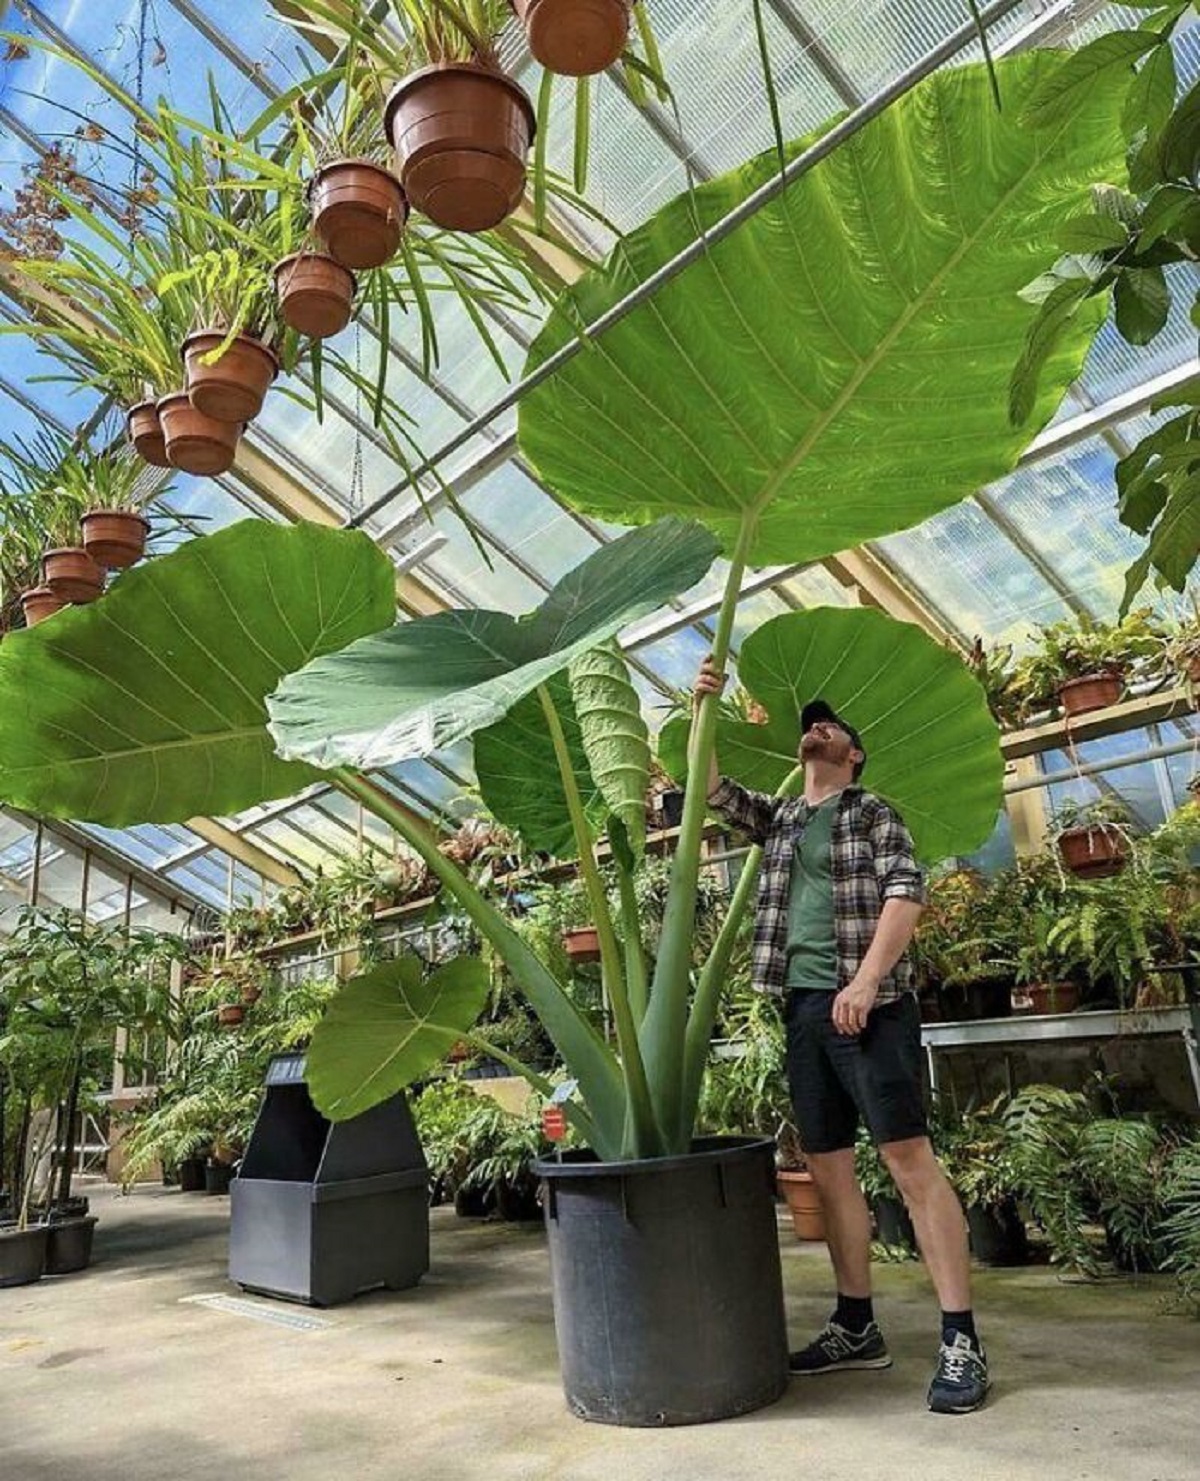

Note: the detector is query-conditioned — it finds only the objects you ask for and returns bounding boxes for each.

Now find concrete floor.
[2,1185,1198,1481]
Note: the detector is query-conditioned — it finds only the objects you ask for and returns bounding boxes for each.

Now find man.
[693,655,989,1415]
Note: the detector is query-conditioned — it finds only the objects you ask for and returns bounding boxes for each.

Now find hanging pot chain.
[349,320,365,514]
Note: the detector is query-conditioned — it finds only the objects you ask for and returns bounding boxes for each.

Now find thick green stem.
[614,856,649,1025]
[331,767,627,1160]
[638,514,757,1150]
[536,686,660,1157]
[677,763,804,1143]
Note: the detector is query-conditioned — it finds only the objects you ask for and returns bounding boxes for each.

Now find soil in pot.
[183,331,278,424]
[21,585,66,627]
[777,1168,825,1242]
[158,393,241,475]
[966,1201,1027,1266]
[385,64,536,233]
[1026,980,1080,1015]
[310,160,407,270]
[274,252,357,338]
[127,399,170,467]
[563,926,601,964]
[0,1224,49,1288]
[44,1215,99,1276]
[1057,825,1129,880]
[1059,672,1121,717]
[42,548,104,604]
[512,0,630,76]
[81,510,150,569]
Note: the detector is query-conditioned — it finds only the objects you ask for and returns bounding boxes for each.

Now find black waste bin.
[229,1053,429,1307]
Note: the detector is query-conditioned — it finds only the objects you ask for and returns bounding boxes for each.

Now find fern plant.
[1160,1136,1200,1314]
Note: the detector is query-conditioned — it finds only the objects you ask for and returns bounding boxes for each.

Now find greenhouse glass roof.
[0,0,1196,908]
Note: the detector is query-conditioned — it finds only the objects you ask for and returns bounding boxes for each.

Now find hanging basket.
[158,392,241,476]
[1057,824,1130,880]
[81,510,150,570]
[384,63,536,233]
[217,1003,245,1029]
[562,926,601,964]
[309,159,408,270]
[41,548,104,604]
[183,331,278,424]
[20,585,66,627]
[511,0,630,77]
[274,252,357,339]
[1059,672,1121,718]
[126,399,171,467]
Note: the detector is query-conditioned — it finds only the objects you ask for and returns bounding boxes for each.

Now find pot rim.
[43,546,100,563]
[534,1133,776,1181]
[273,251,357,288]
[384,61,537,142]
[1059,671,1122,688]
[182,328,280,370]
[82,508,151,532]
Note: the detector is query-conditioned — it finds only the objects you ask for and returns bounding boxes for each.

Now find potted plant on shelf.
[1052,794,1134,881]
[1011,609,1165,720]
[965,636,1026,730]
[0,57,1128,1424]
[1163,604,1200,690]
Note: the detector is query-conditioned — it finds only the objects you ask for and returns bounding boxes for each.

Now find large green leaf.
[517,56,1127,565]
[658,608,1003,863]
[306,954,490,1121]
[474,674,604,855]
[569,642,650,858]
[0,520,395,826]
[269,517,720,768]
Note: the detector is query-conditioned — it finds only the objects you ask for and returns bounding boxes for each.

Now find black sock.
[834,1294,874,1333]
[941,1309,977,1348]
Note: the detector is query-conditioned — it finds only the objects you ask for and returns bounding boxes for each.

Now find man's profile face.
[799,719,862,774]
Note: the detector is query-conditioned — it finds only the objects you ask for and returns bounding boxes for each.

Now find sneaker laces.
[938,1336,979,1385]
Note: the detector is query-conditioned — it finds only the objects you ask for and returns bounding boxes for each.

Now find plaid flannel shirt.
[709,778,925,1001]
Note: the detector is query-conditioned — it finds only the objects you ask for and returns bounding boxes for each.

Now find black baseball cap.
[800,700,866,780]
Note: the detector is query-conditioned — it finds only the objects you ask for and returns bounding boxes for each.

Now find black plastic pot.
[179,1157,207,1192]
[966,1201,1027,1267]
[205,1160,236,1195]
[872,1194,916,1250]
[45,1216,99,1275]
[660,789,685,829]
[534,1136,788,1427]
[0,1224,49,1288]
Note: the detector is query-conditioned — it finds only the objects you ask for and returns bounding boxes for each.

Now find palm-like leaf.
[0,521,395,825]
[659,608,1003,863]
[517,56,1127,565]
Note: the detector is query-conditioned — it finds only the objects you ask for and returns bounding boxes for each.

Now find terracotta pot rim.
[22,584,57,600]
[273,250,357,284]
[156,390,192,410]
[310,156,403,184]
[182,329,280,371]
[82,509,151,532]
[775,1169,814,1183]
[127,398,163,416]
[43,546,99,563]
[1059,672,1121,689]
[384,62,537,140]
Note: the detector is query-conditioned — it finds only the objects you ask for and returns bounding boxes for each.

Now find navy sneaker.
[927,1331,990,1413]
[789,1320,892,1375]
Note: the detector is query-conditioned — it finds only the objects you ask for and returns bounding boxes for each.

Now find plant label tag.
[542,1106,568,1142]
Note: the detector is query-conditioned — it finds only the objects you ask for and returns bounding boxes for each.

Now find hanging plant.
[510,0,631,78]
[1052,798,1135,881]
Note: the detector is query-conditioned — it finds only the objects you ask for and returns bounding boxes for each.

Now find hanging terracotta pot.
[384,63,536,233]
[183,331,278,424]
[158,392,241,476]
[1186,654,1200,686]
[309,159,408,270]
[20,586,66,627]
[81,510,150,570]
[41,548,103,604]
[217,1003,245,1029]
[1059,672,1121,718]
[126,399,171,467]
[511,0,630,76]
[1057,824,1129,880]
[274,252,357,339]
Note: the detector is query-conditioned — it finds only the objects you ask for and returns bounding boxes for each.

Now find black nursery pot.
[179,1156,207,1192]
[872,1193,916,1249]
[205,1161,236,1195]
[0,1225,49,1288]
[45,1216,99,1276]
[534,1136,788,1427]
[966,1201,1028,1267]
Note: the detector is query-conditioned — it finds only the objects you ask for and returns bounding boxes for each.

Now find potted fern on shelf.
[1051,794,1135,882]
[1012,610,1166,720]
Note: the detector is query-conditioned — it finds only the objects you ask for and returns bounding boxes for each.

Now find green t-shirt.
[785,793,840,991]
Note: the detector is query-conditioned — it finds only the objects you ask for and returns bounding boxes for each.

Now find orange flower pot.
[20,585,66,627]
[309,159,408,270]
[511,0,630,76]
[1057,825,1129,880]
[217,1003,245,1028]
[1059,673,1121,718]
[41,548,103,604]
[81,510,150,569]
[183,331,278,424]
[385,63,535,233]
[126,399,171,467]
[562,926,601,964]
[158,392,241,476]
[1026,981,1079,1015]
[274,252,357,338]
[777,1170,826,1242]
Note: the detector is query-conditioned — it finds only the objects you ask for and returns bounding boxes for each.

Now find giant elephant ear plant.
[0,54,1129,1162]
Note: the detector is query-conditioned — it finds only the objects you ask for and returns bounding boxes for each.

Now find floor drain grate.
[181,1294,331,1332]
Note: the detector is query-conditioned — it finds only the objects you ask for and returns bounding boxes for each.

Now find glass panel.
[1041,729,1173,833]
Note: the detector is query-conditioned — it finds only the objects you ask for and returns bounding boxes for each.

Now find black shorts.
[784,989,927,1154]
